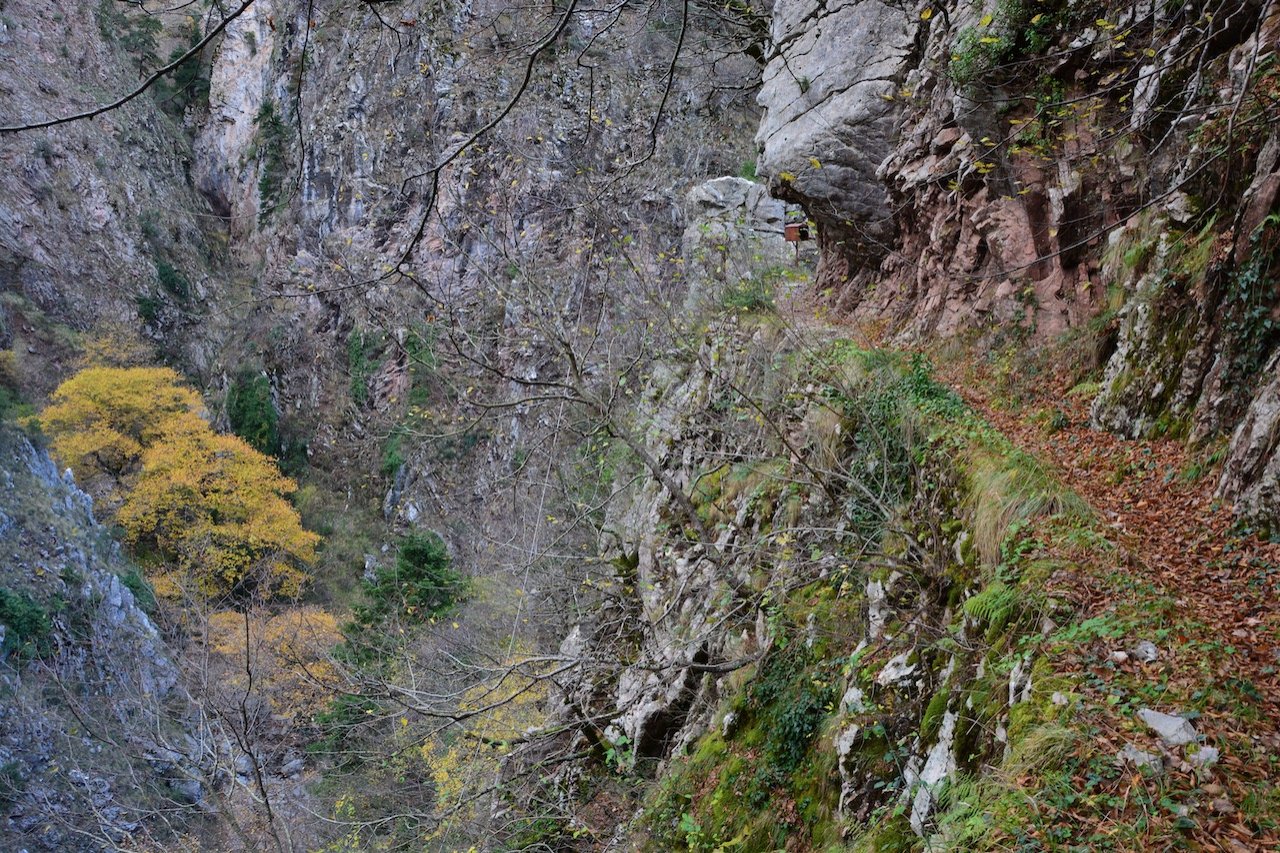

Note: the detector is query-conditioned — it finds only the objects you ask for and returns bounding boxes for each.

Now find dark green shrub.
[154,259,190,299]
[0,387,25,421]
[227,370,280,456]
[118,15,161,69]
[276,435,309,477]
[948,0,1067,87]
[353,532,465,630]
[500,817,572,850]
[0,589,51,658]
[432,429,482,462]
[32,139,53,166]
[136,294,161,323]
[404,323,438,407]
[765,686,831,773]
[97,0,162,71]
[347,328,375,407]
[118,568,156,615]
[255,101,289,222]
[751,647,836,775]
[163,21,210,114]
[138,211,162,247]
[381,426,406,476]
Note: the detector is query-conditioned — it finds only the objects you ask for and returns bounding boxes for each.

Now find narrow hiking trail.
[964,381,1280,678]
[946,358,1280,848]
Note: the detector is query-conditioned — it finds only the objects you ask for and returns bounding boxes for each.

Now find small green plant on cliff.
[963,580,1021,642]
[721,276,775,312]
[404,322,439,407]
[381,425,407,476]
[1219,216,1280,403]
[255,100,290,222]
[136,294,161,324]
[346,327,378,407]
[161,20,210,114]
[1009,76,1070,160]
[949,0,1064,87]
[0,588,53,659]
[0,759,26,810]
[118,567,156,615]
[96,0,162,72]
[0,351,29,422]
[154,259,190,300]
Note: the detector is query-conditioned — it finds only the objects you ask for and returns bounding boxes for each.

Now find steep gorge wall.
[754,0,1280,523]
[183,0,768,586]
[549,300,1073,846]
[1,0,767,590]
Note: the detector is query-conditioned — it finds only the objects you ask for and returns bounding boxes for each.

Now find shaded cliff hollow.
[755,0,1280,524]
[0,428,210,851]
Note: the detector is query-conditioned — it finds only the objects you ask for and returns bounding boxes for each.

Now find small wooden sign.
[784,223,811,242]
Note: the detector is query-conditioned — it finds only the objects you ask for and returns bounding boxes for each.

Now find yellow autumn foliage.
[118,412,318,600]
[424,655,550,838]
[41,365,318,601]
[40,366,201,484]
[206,607,342,720]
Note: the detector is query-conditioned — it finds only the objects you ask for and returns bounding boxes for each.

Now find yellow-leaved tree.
[41,366,318,601]
[422,653,550,842]
[117,412,318,599]
[39,366,202,485]
[205,607,342,720]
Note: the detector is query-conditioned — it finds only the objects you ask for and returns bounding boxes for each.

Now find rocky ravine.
[0,0,240,388]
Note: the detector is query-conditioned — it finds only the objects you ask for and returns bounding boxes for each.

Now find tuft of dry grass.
[966,448,1089,568]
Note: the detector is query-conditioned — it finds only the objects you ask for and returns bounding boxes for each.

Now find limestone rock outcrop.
[681,176,792,310]
[1220,358,1280,525]
[755,0,916,254]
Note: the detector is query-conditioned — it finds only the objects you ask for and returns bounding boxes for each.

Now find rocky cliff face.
[755,0,916,262]
[0,428,209,851]
[534,183,1069,847]
[0,2,773,844]
[755,0,1280,522]
[757,0,1271,335]
[0,0,240,386]
[3,0,767,586]
[553,306,1066,846]
[5,0,1280,844]
[172,0,767,579]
